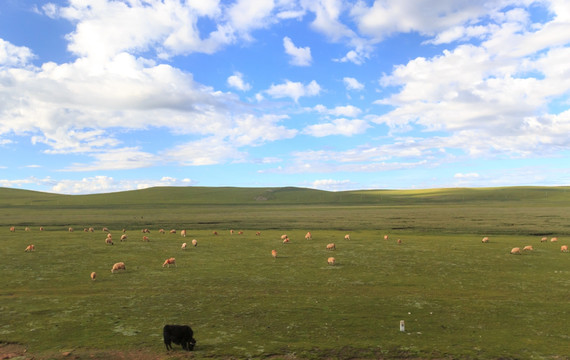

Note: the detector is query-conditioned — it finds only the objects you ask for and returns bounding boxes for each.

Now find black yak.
[163,324,196,351]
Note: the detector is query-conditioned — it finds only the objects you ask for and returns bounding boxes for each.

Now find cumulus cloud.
[351,0,493,42]
[0,175,197,194]
[313,104,362,117]
[227,72,251,91]
[62,147,159,171]
[303,118,370,137]
[309,179,353,191]
[334,49,368,65]
[45,0,304,61]
[283,36,312,66]
[371,4,570,158]
[0,39,35,67]
[50,176,195,194]
[343,77,364,91]
[265,80,321,102]
[454,172,479,179]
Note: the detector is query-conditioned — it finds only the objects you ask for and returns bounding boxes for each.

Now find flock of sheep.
[15,225,566,281]
[14,226,354,280]
[271,231,341,266]
[13,225,200,280]
[507,236,566,254]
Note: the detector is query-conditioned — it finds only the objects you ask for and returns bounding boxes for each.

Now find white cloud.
[369,2,570,160]
[0,175,196,194]
[351,0,493,42]
[63,147,159,171]
[227,0,276,35]
[48,0,285,61]
[343,77,364,91]
[227,72,251,91]
[0,39,35,67]
[313,104,362,117]
[0,50,252,157]
[304,0,355,42]
[283,36,312,66]
[454,172,479,179]
[425,24,494,45]
[334,49,367,65]
[303,118,370,137]
[162,136,245,166]
[266,80,321,102]
[50,176,196,194]
[309,179,353,191]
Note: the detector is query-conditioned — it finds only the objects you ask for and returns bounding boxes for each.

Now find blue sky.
[1,0,569,194]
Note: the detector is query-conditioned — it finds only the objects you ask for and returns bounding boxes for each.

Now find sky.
[1,0,570,195]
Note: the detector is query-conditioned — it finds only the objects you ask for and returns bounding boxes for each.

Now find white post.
[400,320,405,332]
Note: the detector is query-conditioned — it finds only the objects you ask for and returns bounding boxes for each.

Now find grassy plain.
[1,186,570,359]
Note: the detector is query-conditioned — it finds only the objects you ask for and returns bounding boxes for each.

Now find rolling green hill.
[1,186,569,235]
[2,185,569,206]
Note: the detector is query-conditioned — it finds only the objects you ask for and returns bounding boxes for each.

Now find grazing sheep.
[105,237,114,245]
[111,262,126,273]
[238,231,243,235]
[106,233,112,238]
[213,231,218,235]
[40,227,44,231]
[561,245,569,253]
[83,228,89,232]
[541,237,548,242]
[90,272,97,281]
[482,237,489,243]
[305,232,312,240]
[170,229,176,234]
[271,250,277,259]
[68,227,74,232]
[326,243,336,250]
[523,245,534,251]
[327,257,336,265]
[397,239,402,244]
[344,234,350,240]
[89,227,94,232]
[122,229,126,233]
[9,226,15,232]
[384,235,389,240]
[103,227,109,232]
[181,242,187,250]
[282,237,290,244]
[230,230,234,235]
[163,257,176,267]
[159,229,165,234]
[256,231,261,236]
[191,239,198,247]
[181,229,187,237]
[510,247,521,255]
[25,244,35,252]
[120,234,127,241]
[143,236,150,242]
[551,237,559,242]
[280,234,288,240]
[25,227,30,232]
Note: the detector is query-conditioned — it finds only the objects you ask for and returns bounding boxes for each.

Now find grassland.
[1,186,570,359]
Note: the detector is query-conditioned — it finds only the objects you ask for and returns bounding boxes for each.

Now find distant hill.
[2,186,569,233]
[1,185,569,207]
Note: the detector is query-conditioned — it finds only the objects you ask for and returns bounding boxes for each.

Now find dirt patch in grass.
[0,344,196,360]
[0,342,27,360]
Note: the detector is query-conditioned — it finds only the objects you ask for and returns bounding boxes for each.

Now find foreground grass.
[2,226,570,359]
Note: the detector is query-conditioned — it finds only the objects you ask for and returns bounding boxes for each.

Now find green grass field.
[1,186,570,359]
